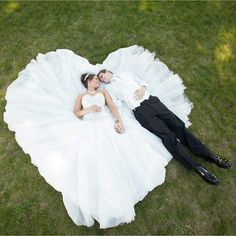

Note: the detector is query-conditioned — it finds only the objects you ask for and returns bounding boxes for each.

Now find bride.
[68,72,171,228]
[74,73,125,134]
[3,45,193,228]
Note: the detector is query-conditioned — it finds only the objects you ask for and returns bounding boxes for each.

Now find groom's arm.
[124,72,149,90]
[105,84,123,108]
[134,75,149,90]
[125,73,149,100]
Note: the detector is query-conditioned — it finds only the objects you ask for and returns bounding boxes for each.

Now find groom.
[97,69,231,185]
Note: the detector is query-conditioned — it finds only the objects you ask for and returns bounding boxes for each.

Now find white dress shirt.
[105,72,150,110]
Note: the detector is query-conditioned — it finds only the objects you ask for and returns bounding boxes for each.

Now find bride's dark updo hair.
[80,73,95,88]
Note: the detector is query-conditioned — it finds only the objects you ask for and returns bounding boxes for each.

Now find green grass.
[0,1,236,234]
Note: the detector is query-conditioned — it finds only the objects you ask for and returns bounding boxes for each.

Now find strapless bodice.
[81,93,107,120]
[82,93,105,109]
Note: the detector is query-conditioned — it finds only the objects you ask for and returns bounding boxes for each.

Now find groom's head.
[97,69,113,83]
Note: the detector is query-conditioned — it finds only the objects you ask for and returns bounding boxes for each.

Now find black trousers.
[133,95,212,169]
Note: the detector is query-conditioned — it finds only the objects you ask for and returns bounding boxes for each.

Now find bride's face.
[88,75,100,89]
[98,71,112,83]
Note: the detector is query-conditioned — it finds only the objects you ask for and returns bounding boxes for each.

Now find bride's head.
[81,73,100,90]
[97,69,113,83]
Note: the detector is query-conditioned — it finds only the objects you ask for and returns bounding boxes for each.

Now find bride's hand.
[88,105,102,113]
[114,120,125,133]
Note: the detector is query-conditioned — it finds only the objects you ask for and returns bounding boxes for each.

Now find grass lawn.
[0,1,235,235]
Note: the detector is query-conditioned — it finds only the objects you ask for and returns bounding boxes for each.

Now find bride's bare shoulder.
[76,93,86,101]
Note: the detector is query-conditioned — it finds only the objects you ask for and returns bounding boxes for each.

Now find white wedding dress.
[3,45,194,228]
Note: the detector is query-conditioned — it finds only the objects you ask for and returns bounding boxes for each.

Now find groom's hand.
[134,86,146,100]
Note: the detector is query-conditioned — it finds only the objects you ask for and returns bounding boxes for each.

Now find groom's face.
[98,71,112,83]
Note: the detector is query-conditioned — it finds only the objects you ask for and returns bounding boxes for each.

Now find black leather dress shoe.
[207,154,231,168]
[195,165,219,185]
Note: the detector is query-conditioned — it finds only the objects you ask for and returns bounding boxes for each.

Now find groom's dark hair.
[97,69,113,78]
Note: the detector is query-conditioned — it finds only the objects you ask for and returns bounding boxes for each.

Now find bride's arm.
[102,89,124,133]
[74,94,101,118]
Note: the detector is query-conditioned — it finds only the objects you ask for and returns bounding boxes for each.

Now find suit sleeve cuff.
[140,81,148,90]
